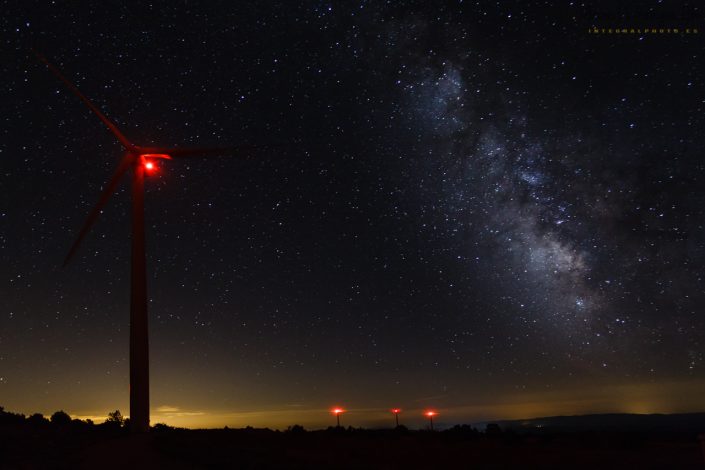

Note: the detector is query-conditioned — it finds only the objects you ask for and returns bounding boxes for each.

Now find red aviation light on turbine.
[139,153,171,173]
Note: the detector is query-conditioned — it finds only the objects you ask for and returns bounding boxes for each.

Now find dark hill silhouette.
[477,412,705,433]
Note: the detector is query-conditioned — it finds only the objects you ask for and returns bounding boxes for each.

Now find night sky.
[2,2,704,429]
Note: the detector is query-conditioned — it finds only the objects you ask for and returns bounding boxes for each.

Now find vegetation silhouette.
[49,410,71,426]
[106,410,125,428]
[1,406,703,469]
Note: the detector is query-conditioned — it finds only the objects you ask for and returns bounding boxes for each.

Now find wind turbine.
[35,51,256,433]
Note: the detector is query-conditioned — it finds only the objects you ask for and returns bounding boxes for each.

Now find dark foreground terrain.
[2,409,704,469]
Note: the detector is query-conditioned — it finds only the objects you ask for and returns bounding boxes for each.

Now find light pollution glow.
[11,378,705,430]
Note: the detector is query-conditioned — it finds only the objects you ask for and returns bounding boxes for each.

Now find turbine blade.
[33,50,135,152]
[159,145,263,159]
[144,143,296,159]
[63,156,132,267]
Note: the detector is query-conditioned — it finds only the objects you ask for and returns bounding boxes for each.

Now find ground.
[1,425,703,469]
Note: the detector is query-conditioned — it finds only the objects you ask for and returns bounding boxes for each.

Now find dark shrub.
[50,410,72,426]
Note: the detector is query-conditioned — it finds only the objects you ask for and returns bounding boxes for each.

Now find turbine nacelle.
[138,153,173,160]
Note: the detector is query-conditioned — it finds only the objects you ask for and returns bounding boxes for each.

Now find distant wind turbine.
[35,51,266,433]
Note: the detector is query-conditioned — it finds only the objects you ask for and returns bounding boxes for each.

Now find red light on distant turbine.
[331,407,345,427]
[425,410,437,431]
[391,408,401,427]
[144,161,155,170]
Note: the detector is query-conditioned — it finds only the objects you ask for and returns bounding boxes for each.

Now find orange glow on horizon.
[16,378,705,430]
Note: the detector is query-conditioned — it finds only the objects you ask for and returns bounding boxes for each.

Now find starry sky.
[2,1,704,429]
